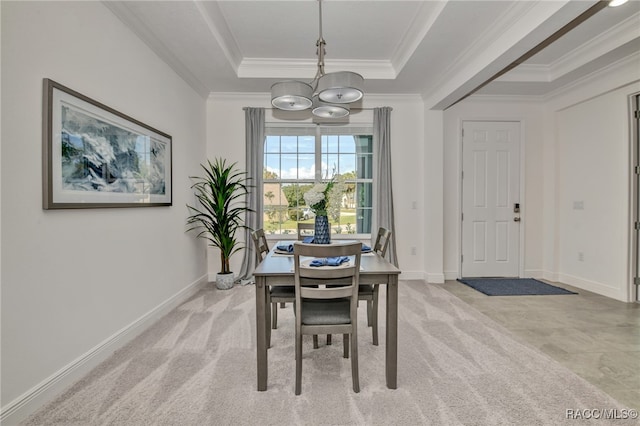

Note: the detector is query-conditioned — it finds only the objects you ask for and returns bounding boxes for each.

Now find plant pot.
[216,272,235,290]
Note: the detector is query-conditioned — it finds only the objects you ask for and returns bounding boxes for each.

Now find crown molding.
[194,1,242,72]
[496,64,551,82]
[207,92,424,108]
[467,94,545,104]
[237,58,396,80]
[208,92,269,102]
[430,0,541,88]
[548,10,640,81]
[422,0,559,108]
[496,11,640,83]
[466,50,640,106]
[390,0,448,75]
[103,1,210,98]
[544,50,640,108]
[229,1,448,81]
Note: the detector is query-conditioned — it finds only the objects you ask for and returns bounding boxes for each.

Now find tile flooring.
[440,279,640,410]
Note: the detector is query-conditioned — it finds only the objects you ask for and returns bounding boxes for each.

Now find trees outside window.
[263,126,373,236]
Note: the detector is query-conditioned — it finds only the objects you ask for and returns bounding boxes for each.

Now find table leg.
[256,276,268,391]
[385,275,398,389]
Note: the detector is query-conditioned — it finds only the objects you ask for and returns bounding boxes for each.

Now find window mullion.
[315,125,322,182]
[264,125,373,236]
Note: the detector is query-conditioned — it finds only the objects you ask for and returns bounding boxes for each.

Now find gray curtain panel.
[238,107,265,282]
[373,107,398,266]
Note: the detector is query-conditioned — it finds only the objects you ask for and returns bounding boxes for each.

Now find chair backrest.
[251,229,270,263]
[297,222,316,241]
[293,242,362,304]
[373,227,392,257]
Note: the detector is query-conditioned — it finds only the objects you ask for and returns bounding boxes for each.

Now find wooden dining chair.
[251,229,295,348]
[358,227,392,346]
[297,222,315,240]
[293,241,362,395]
[297,221,335,345]
[297,220,337,346]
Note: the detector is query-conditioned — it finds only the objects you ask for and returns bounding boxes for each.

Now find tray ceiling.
[105,0,640,109]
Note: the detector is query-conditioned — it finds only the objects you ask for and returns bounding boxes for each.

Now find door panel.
[462,121,520,277]
[496,221,509,261]
[473,222,486,262]
[473,151,487,207]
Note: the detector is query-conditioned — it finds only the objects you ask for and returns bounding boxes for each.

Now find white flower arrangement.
[303,180,336,217]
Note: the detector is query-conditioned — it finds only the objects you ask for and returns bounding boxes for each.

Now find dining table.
[253,240,402,391]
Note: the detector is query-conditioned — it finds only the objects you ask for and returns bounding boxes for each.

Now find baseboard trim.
[399,271,424,280]
[425,272,445,284]
[444,270,458,281]
[542,270,560,282]
[523,269,544,278]
[445,269,548,281]
[556,273,629,302]
[0,275,207,425]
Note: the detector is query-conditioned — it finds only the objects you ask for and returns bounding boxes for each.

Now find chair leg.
[295,332,303,395]
[366,300,373,326]
[271,302,278,329]
[343,334,349,358]
[350,331,360,393]
[326,334,332,345]
[280,302,286,308]
[372,285,379,346]
[313,335,319,349]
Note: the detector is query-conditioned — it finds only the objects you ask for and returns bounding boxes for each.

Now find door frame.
[458,118,526,279]
[628,92,640,303]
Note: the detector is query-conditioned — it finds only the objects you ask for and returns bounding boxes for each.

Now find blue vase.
[314,215,331,244]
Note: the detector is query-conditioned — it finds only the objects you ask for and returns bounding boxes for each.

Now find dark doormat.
[457,277,578,296]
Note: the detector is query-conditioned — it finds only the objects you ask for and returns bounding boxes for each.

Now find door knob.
[514,217,521,222]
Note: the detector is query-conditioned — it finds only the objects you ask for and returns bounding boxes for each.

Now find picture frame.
[42,78,172,209]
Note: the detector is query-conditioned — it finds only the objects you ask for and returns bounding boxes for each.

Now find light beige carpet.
[23,281,635,425]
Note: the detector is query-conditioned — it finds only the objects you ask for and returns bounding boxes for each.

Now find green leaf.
[185,158,254,273]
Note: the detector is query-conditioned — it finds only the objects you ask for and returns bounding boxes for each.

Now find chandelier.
[270,0,364,118]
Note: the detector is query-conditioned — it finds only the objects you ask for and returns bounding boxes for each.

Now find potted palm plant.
[186,158,251,290]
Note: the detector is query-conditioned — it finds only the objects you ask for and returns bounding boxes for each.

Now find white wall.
[545,55,640,302]
[444,54,640,302]
[2,2,636,422]
[1,2,207,422]
[554,88,629,299]
[206,94,427,281]
[424,109,445,283]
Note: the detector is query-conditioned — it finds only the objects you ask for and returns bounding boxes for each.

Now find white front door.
[461,121,521,277]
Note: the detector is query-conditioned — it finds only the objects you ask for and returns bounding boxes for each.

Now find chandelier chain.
[311,0,326,89]
[269,0,364,117]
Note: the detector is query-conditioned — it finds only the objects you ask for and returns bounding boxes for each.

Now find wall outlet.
[578,252,584,261]
[411,247,416,255]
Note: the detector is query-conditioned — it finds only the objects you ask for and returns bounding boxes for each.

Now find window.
[263,125,374,236]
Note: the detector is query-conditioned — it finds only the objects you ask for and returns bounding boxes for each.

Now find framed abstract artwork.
[42,78,172,209]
